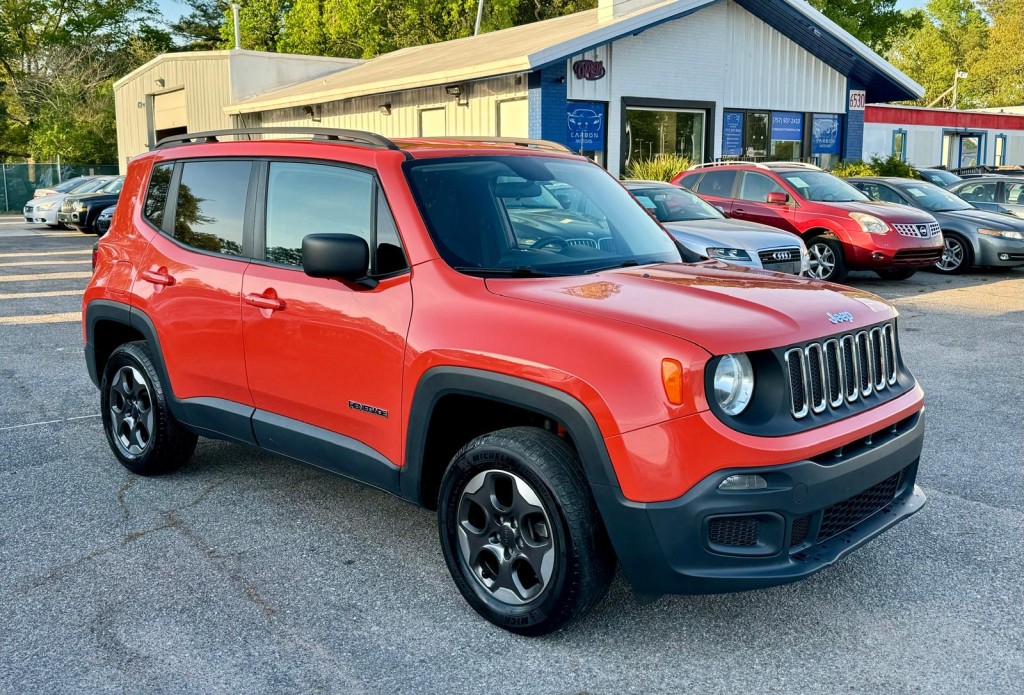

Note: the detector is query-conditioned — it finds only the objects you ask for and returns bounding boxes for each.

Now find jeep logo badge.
[827,311,854,324]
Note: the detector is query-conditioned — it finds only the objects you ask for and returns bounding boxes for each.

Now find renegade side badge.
[349,400,388,418]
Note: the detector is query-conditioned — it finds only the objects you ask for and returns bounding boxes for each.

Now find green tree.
[887,0,990,108]
[972,0,1024,106]
[171,0,229,50]
[807,0,921,53]
[220,0,292,52]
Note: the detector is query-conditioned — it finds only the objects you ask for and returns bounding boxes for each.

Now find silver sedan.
[624,181,810,275]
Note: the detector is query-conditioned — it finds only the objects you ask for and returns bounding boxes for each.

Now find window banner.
[771,112,803,142]
[722,112,744,157]
[812,114,841,155]
[567,102,606,151]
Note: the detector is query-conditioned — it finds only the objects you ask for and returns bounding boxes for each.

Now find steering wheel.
[532,236,569,251]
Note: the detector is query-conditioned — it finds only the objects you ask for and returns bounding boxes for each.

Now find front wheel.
[806,236,848,282]
[438,427,615,636]
[934,234,973,274]
[875,268,917,281]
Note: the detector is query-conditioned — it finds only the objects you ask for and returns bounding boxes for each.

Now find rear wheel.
[934,234,973,274]
[438,427,615,636]
[806,236,848,282]
[100,341,197,475]
[875,268,917,281]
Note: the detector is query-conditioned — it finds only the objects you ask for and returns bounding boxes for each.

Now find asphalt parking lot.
[1,215,1021,694]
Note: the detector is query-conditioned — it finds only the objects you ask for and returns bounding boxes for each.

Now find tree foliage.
[171,0,229,51]
[806,0,921,53]
[972,0,1024,107]
[0,1,170,162]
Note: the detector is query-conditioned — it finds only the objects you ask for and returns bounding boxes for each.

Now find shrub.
[829,155,919,179]
[625,154,692,182]
[828,160,875,178]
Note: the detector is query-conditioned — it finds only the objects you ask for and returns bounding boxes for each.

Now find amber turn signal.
[662,358,684,405]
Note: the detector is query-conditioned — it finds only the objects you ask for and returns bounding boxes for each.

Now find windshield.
[53,177,87,193]
[900,181,974,212]
[782,171,868,202]
[99,177,125,194]
[405,156,680,276]
[918,169,961,187]
[630,186,723,222]
[71,177,111,194]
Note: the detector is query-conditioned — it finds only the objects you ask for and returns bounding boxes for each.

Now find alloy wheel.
[456,470,556,605]
[108,365,154,456]
[936,237,964,272]
[808,242,836,279]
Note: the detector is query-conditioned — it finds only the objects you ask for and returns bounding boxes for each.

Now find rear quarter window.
[143,164,173,228]
[173,160,251,256]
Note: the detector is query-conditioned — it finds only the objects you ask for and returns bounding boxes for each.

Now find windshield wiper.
[453,266,559,278]
[584,259,641,274]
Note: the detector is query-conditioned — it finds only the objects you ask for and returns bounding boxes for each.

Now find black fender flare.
[400,366,622,505]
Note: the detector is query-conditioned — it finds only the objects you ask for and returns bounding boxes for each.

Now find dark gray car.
[946,176,1024,219]
[849,177,1024,273]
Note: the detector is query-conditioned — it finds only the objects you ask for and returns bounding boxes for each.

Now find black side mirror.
[302,233,377,288]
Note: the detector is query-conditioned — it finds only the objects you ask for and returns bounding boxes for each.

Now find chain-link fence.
[1,163,119,213]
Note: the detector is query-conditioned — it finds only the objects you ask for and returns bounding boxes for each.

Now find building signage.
[567,101,605,151]
[572,59,606,81]
[812,114,841,155]
[722,112,744,156]
[849,90,866,111]
[771,112,803,141]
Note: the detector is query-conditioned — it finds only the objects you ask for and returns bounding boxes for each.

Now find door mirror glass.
[765,191,789,205]
[302,234,370,282]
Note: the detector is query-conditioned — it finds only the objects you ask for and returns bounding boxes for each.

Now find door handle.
[244,291,286,312]
[733,208,746,214]
[141,268,175,286]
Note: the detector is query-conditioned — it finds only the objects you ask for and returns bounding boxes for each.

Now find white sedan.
[23,176,114,227]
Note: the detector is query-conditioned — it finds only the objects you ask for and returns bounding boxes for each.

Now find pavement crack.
[116,475,137,520]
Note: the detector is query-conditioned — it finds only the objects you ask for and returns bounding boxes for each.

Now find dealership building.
[115,0,926,175]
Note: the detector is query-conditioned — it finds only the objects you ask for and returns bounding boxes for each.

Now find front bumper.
[845,230,944,269]
[594,408,926,596]
[976,235,1024,267]
[23,207,58,225]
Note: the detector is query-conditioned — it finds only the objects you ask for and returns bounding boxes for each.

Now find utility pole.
[232,4,242,50]
[951,70,968,110]
[474,0,485,35]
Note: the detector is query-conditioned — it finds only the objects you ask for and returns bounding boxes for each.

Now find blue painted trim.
[527,64,568,145]
[843,80,864,161]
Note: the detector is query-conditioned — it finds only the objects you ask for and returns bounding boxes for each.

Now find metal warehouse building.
[115,0,925,175]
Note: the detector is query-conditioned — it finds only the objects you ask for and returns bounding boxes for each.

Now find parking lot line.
[0,311,81,325]
[0,290,83,301]
[0,272,92,282]
[0,260,92,267]
[0,414,100,432]
[40,232,89,238]
[0,250,92,259]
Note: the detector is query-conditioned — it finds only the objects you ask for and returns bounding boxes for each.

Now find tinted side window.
[375,194,408,275]
[1002,182,1024,205]
[858,183,904,204]
[957,182,997,203]
[738,172,784,202]
[676,173,701,191]
[174,160,251,256]
[696,170,738,198]
[144,164,173,228]
[265,162,373,267]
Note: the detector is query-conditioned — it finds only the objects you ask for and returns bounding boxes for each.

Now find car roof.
[847,177,920,185]
[622,180,678,188]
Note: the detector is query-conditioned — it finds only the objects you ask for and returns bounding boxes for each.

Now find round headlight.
[713,353,755,415]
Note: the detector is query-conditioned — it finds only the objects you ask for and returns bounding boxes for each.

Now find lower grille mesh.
[708,517,760,547]
[818,469,904,541]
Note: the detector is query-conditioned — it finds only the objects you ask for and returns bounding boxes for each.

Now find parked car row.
[664,161,1024,278]
[23,175,124,235]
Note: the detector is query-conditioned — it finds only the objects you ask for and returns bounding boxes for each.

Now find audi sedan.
[624,181,809,275]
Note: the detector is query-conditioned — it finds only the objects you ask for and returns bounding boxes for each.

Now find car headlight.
[75,202,87,211]
[713,353,755,416]
[849,212,889,234]
[978,228,1024,240]
[706,247,751,261]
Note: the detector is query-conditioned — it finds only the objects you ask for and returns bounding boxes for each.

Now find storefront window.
[995,134,1006,166]
[961,136,980,167]
[744,112,769,157]
[625,108,705,166]
[892,129,907,161]
[770,112,803,159]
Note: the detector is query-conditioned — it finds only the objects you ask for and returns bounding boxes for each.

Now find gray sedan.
[849,177,1024,273]
[624,181,809,275]
[947,176,1024,219]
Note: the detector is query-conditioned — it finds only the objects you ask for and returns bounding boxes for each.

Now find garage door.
[153,89,187,131]
[497,99,528,137]
[419,108,447,137]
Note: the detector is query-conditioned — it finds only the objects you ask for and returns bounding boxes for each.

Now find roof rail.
[761,161,822,170]
[416,136,572,153]
[687,160,822,171]
[153,127,401,151]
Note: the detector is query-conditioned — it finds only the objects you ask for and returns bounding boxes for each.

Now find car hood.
[823,200,937,224]
[30,192,68,206]
[68,192,119,204]
[663,219,802,250]
[486,262,894,354]
[933,207,1024,229]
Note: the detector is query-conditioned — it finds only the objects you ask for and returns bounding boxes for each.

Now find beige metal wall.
[254,75,528,139]
[114,54,236,171]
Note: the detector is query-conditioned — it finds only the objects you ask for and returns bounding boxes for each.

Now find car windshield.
[405,156,680,276]
[71,178,111,194]
[52,177,87,193]
[781,171,868,202]
[917,169,961,187]
[629,186,723,222]
[900,181,974,212]
[99,177,125,194]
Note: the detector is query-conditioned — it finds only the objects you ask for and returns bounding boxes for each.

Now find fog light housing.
[999,253,1010,261]
[719,474,767,491]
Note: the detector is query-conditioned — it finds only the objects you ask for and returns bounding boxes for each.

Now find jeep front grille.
[785,324,898,420]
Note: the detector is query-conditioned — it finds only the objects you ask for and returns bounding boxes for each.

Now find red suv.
[83,129,926,635]
[673,162,944,282]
